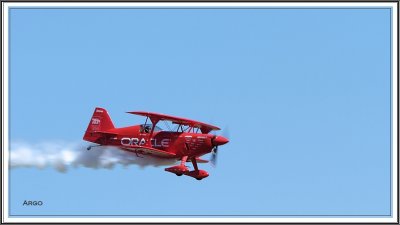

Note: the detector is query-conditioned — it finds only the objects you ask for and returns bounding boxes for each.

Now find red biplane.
[83,107,229,180]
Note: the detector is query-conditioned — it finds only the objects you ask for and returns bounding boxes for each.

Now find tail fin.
[83,107,115,142]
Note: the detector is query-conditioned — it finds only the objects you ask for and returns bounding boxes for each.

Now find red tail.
[83,107,115,142]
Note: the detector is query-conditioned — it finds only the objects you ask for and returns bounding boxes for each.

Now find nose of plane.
[213,136,229,146]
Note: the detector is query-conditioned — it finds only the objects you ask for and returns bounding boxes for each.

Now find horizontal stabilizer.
[93,130,118,137]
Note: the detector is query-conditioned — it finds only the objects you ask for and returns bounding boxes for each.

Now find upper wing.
[121,145,177,158]
[127,111,220,134]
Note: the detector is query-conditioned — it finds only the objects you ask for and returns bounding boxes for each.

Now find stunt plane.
[83,107,229,180]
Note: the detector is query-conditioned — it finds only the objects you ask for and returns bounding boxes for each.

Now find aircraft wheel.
[196,178,202,180]
[176,174,183,176]
[86,147,91,151]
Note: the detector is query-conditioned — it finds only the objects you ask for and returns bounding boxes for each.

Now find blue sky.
[9,7,392,216]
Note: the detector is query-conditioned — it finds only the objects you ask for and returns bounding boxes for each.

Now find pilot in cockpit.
[141,124,162,133]
[144,125,150,133]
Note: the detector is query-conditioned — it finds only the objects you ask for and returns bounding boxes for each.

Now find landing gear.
[165,156,189,176]
[165,156,209,180]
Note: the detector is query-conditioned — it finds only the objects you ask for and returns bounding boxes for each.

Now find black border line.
[7,2,11,221]
[1,1,5,224]
[1,0,399,2]
[3,2,399,223]
[9,214,394,217]
[396,1,399,223]
[389,5,392,219]
[5,4,395,219]
[5,7,396,9]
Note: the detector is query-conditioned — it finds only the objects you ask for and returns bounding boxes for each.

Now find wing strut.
[191,157,199,172]
[145,117,160,147]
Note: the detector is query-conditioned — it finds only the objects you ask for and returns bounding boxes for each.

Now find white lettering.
[131,138,139,145]
[121,138,131,146]
[120,137,170,148]
[91,118,100,125]
[139,138,146,146]
[161,139,170,147]
[152,138,160,147]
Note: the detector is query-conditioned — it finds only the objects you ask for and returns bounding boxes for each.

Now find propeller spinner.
[210,135,229,166]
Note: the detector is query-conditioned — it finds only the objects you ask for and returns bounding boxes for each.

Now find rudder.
[83,107,115,142]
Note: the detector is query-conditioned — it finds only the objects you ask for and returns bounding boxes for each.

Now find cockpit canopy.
[140,124,162,133]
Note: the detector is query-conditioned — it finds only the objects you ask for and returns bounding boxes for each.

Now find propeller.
[210,131,229,167]
[200,121,229,166]
[222,126,230,140]
[210,145,218,167]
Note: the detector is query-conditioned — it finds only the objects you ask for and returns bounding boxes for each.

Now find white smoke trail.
[10,141,178,173]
